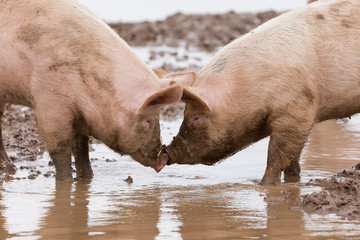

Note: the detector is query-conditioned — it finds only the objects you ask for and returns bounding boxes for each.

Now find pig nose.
[155,164,165,172]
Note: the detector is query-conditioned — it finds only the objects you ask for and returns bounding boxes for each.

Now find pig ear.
[161,72,196,87]
[154,68,168,78]
[137,85,183,114]
[182,87,211,112]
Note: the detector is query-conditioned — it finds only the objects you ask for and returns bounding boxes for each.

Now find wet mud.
[109,11,280,51]
[302,166,360,220]
[1,105,44,180]
[2,105,43,160]
[110,11,279,73]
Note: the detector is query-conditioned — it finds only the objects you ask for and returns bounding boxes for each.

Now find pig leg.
[283,157,301,178]
[35,106,74,182]
[49,144,73,181]
[260,120,311,185]
[72,134,93,179]
[0,103,16,173]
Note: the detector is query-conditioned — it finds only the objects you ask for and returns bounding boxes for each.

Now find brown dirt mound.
[109,11,280,51]
[302,167,360,220]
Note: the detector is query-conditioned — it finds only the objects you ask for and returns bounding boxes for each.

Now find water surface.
[1,115,360,240]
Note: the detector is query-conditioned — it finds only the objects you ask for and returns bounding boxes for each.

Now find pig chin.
[130,150,168,172]
[166,135,235,166]
[166,136,202,165]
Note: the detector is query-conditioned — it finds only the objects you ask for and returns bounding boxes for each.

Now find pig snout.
[154,145,169,172]
[155,153,168,172]
[165,136,191,165]
[164,145,177,165]
[130,146,169,173]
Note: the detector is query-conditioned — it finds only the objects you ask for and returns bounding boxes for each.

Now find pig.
[162,0,360,185]
[0,0,182,181]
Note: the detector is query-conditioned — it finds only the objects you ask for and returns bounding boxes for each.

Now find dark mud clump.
[0,105,44,180]
[302,167,360,220]
[2,105,44,162]
[109,11,280,51]
[124,176,133,184]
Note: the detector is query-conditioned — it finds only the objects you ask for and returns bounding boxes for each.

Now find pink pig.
[162,0,360,185]
[0,0,182,181]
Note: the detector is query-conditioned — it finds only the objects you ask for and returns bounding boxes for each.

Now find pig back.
[193,0,360,126]
[0,0,113,106]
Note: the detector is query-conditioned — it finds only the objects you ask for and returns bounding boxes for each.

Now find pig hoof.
[284,174,301,183]
[55,175,74,182]
[260,176,280,186]
[284,165,301,176]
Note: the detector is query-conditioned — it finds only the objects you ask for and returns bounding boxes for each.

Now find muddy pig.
[0,0,183,181]
[162,0,360,185]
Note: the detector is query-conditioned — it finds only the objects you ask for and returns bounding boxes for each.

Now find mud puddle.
[0,115,360,239]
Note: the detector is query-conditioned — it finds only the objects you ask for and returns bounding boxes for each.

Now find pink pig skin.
[164,0,360,185]
[0,0,181,181]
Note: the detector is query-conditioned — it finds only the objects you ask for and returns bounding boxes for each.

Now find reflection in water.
[97,189,161,240]
[264,186,305,239]
[36,180,161,240]
[302,118,360,174]
[0,182,9,239]
[304,213,360,239]
[156,194,183,240]
[1,178,53,239]
[0,116,359,239]
[36,181,90,240]
[171,185,268,240]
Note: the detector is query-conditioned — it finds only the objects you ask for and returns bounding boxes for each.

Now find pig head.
[109,84,183,172]
[164,72,269,167]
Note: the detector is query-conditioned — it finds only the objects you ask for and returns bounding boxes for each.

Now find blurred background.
[76,0,307,22]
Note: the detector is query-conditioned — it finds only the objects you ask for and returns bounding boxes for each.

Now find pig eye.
[191,116,200,124]
[146,119,153,128]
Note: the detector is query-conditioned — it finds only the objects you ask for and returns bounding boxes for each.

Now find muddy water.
[0,115,359,240]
